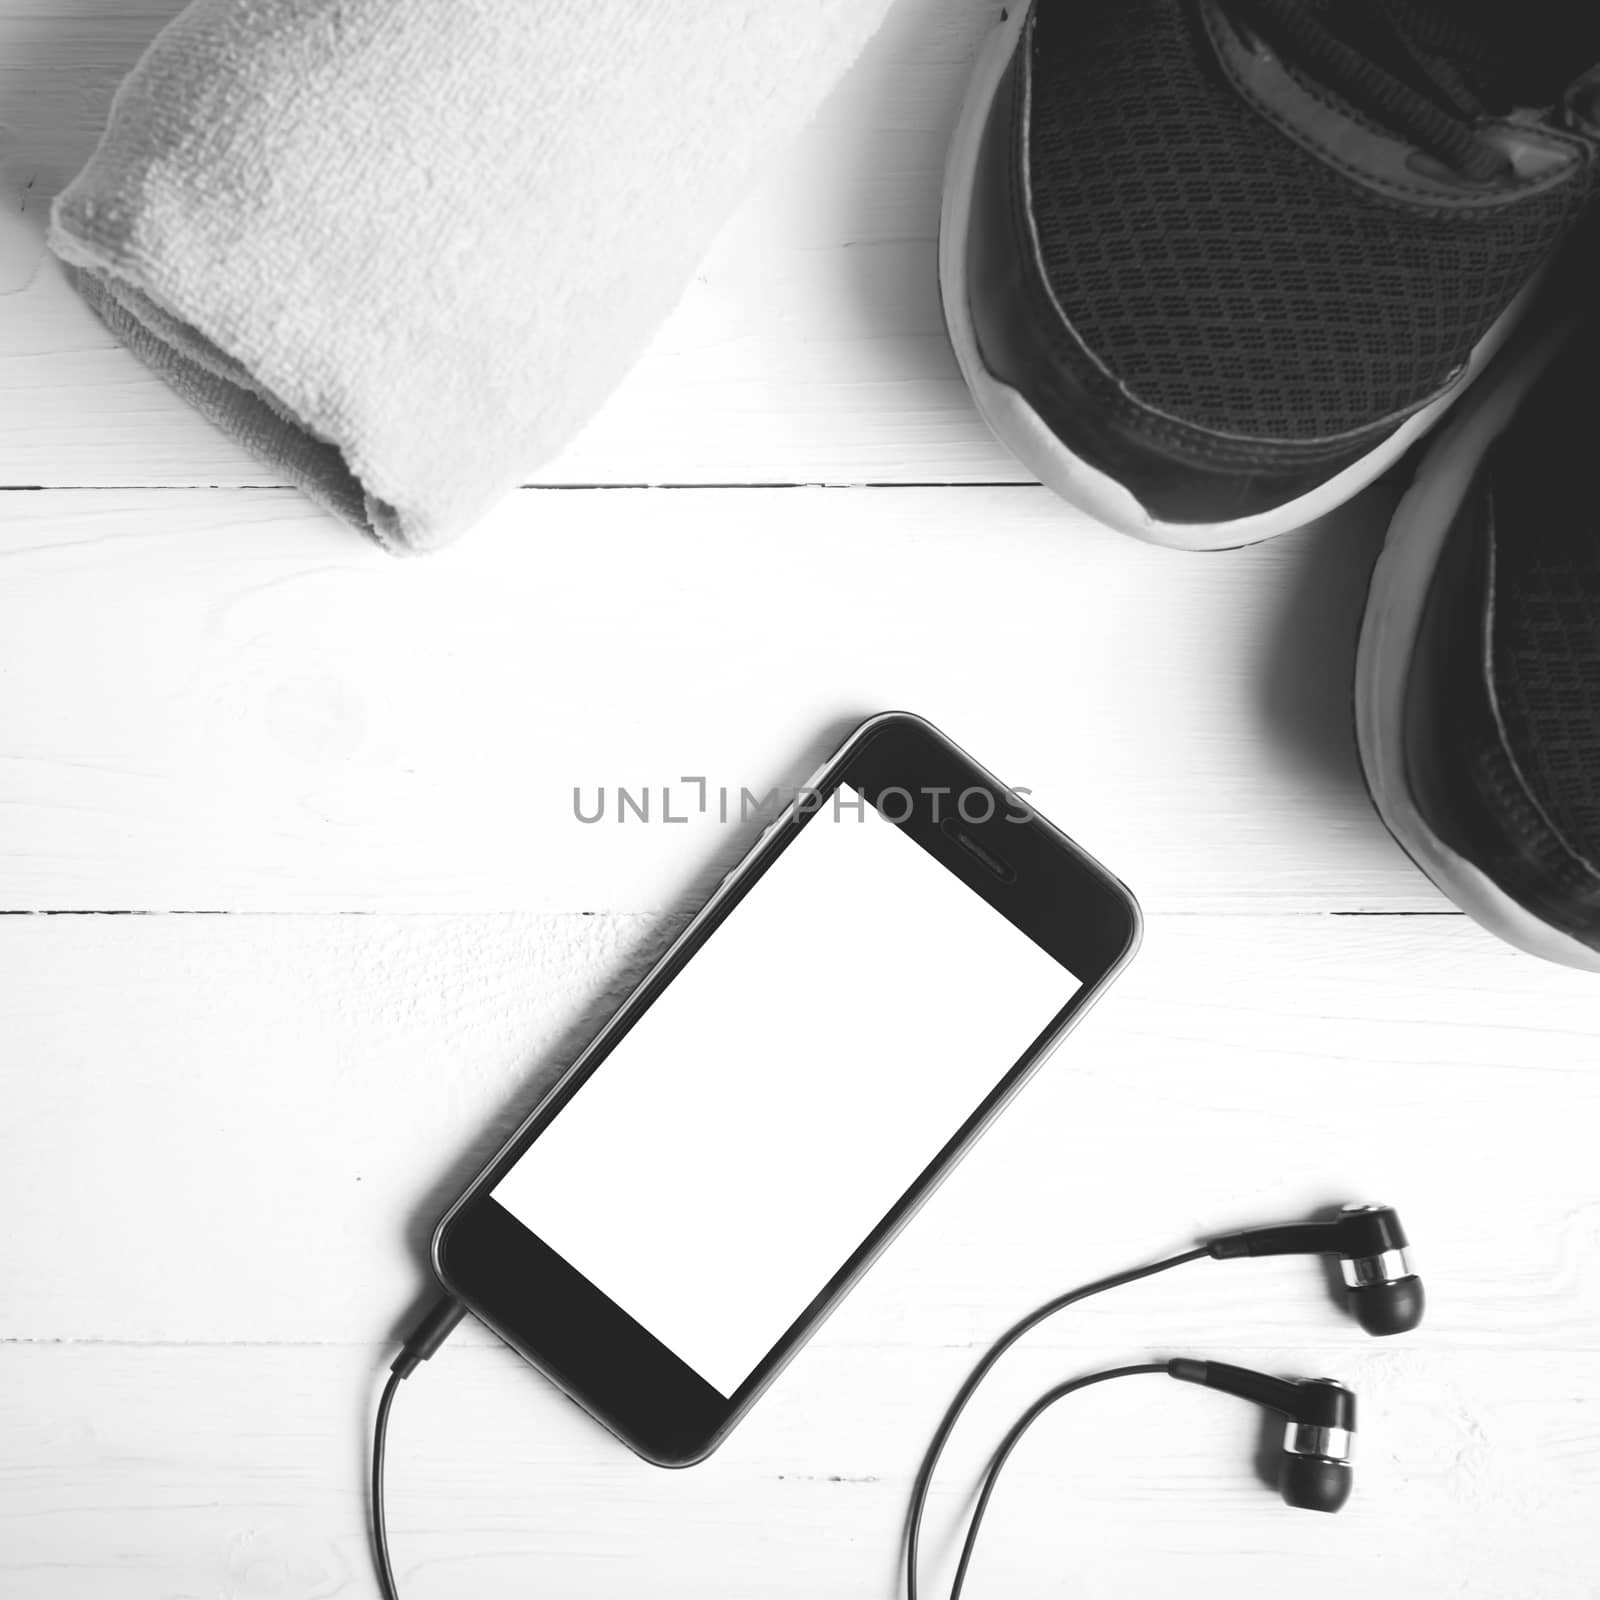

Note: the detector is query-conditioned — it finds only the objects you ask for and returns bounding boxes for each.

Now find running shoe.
[1357,300,1600,971]
[941,1,1600,548]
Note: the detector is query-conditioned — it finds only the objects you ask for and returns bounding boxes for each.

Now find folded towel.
[51,0,894,553]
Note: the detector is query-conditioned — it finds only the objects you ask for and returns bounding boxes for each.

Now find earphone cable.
[905,1247,1209,1600]
[947,1363,1167,1600]
[372,1364,406,1600]
[370,1294,468,1600]
[375,1249,1209,1598]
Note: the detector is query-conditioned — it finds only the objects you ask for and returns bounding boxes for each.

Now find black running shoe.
[1357,305,1600,970]
[941,1,1600,548]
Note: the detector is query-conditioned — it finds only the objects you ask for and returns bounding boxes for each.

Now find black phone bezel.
[432,711,1140,1466]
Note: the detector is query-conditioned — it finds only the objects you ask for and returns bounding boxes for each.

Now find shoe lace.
[1224,0,1512,181]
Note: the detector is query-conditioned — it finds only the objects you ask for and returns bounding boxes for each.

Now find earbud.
[1278,1436,1354,1515]
[1206,1202,1425,1336]
[1167,1360,1356,1513]
[907,1210,1415,1596]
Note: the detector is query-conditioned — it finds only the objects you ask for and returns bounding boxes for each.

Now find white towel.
[50,0,895,553]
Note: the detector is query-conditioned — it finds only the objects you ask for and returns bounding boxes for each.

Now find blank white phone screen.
[491,787,1080,1397]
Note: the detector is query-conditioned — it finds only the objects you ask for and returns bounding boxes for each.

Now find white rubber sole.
[938,5,1538,551]
[1354,322,1600,972]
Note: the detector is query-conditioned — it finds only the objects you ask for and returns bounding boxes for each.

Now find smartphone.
[433,712,1140,1465]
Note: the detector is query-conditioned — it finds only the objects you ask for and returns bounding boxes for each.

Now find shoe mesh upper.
[1023,0,1595,441]
[1487,340,1600,872]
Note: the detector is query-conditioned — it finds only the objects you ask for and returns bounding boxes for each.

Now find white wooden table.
[2,3,1597,1596]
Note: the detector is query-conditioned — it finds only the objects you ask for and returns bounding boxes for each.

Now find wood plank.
[3,910,1596,1347]
[2,1340,1597,1598]
[0,482,1431,913]
[0,0,1034,489]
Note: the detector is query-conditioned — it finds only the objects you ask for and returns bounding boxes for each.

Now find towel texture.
[51,0,894,552]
